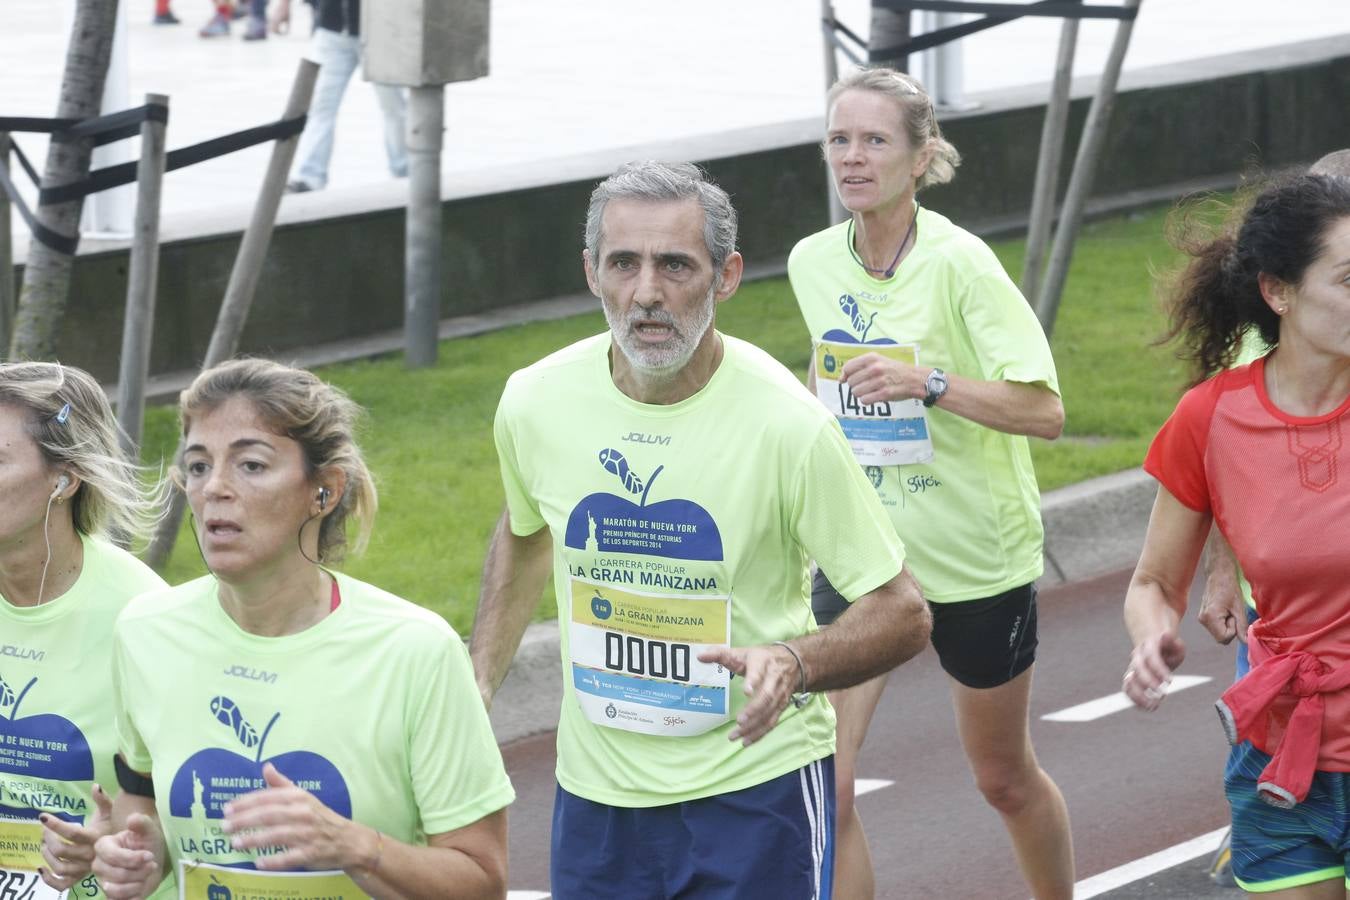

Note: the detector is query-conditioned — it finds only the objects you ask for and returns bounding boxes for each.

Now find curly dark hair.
[1160,174,1350,384]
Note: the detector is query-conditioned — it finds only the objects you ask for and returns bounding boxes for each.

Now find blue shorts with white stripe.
[551,756,836,899]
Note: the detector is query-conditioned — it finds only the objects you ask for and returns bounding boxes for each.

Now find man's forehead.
[599,197,708,258]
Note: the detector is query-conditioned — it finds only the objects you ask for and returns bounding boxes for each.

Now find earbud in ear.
[317,487,331,509]
[52,475,71,498]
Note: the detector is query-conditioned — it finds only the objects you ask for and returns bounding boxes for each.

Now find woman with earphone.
[92,358,514,900]
[0,362,169,899]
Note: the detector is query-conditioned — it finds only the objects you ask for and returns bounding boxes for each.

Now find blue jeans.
[293,28,408,189]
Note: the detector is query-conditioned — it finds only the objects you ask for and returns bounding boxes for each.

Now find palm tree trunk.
[9,0,119,360]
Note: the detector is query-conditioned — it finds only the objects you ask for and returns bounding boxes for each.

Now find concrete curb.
[1040,467,1156,587]
[487,466,1158,745]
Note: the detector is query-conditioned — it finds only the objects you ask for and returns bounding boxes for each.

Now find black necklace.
[847,205,919,279]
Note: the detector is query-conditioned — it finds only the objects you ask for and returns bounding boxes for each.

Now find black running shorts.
[812,571,1038,689]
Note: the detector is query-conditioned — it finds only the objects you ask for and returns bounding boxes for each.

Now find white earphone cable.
[36,493,56,606]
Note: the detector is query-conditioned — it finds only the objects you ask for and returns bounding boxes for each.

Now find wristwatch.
[922,367,949,408]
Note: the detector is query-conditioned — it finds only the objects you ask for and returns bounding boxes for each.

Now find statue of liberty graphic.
[190,770,205,820]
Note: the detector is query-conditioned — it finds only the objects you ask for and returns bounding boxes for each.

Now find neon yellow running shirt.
[1230,334,1268,613]
[0,534,168,900]
[112,572,514,879]
[495,333,906,807]
[789,208,1059,602]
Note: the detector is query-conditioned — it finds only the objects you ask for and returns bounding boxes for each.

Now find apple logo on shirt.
[825,294,898,346]
[564,449,723,561]
[0,673,95,823]
[167,695,351,826]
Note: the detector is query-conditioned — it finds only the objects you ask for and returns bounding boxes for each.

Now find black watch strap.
[114,753,156,797]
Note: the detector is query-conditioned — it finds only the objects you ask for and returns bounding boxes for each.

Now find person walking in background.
[153,0,179,25]
[199,0,267,40]
[788,68,1072,899]
[1124,173,1350,894]
[273,0,409,193]
[0,363,170,899]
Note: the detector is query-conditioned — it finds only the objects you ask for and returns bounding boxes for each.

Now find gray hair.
[0,362,166,546]
[1310,149,1350,178]
[584,161,738,273]
[827,68,961,190]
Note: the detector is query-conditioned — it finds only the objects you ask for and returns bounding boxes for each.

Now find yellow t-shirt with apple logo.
[789,207,1059,603]
[112,572,514,887]
[0,534,169,900]
[495,332,907,807]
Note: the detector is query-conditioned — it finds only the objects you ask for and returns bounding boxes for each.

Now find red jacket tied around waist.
[1217,634,1350,809]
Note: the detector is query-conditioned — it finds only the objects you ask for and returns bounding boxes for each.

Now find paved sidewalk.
[3,0,1343,250]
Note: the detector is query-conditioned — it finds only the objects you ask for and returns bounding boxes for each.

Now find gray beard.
[603,287,716,374]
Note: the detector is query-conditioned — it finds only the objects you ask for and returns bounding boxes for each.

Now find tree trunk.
[8,0,119,360]
[870,2,910,73]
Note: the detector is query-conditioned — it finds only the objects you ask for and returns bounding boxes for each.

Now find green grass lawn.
[142,202,1192,631]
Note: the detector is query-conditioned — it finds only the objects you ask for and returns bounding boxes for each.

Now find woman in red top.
[1124,174,1350,896]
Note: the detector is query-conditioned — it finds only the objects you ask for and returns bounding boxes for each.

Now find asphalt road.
[499,569,1243,899]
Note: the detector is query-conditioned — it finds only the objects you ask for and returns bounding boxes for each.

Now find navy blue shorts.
[550,757,835,899]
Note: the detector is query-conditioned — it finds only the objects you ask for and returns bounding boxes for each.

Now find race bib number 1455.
[814,341,934,466]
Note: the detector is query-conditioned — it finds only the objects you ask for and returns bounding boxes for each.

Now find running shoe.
[199,12,230,36]
[242,17,267,40]
[153,11,181,24]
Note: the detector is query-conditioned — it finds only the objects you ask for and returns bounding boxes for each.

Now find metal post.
[145,59,318,570]
[115,94,169,460]
[1021,11,1080,303]
[931,12,977,112]
[1034,0,1142,339]
[404,84,444,369]
[0,133,13,353]
[821,0,847,225]
[916,11,937,93]
[81,0,134,237]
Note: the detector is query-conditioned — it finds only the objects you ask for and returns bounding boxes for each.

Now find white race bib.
[814,340,934,466]
[0,819,67,899]
[178,859,366,899]
[568,577,731,737]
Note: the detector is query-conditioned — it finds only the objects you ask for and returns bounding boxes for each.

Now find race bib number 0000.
[568,577,730,737]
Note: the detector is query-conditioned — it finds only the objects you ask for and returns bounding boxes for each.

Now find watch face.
[924,369,947,407]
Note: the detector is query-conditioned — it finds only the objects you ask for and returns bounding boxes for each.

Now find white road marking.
[855,778,894,797]
[507,892,550,899]
[1041,675,1213,722]
[1070,826,1228,899]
